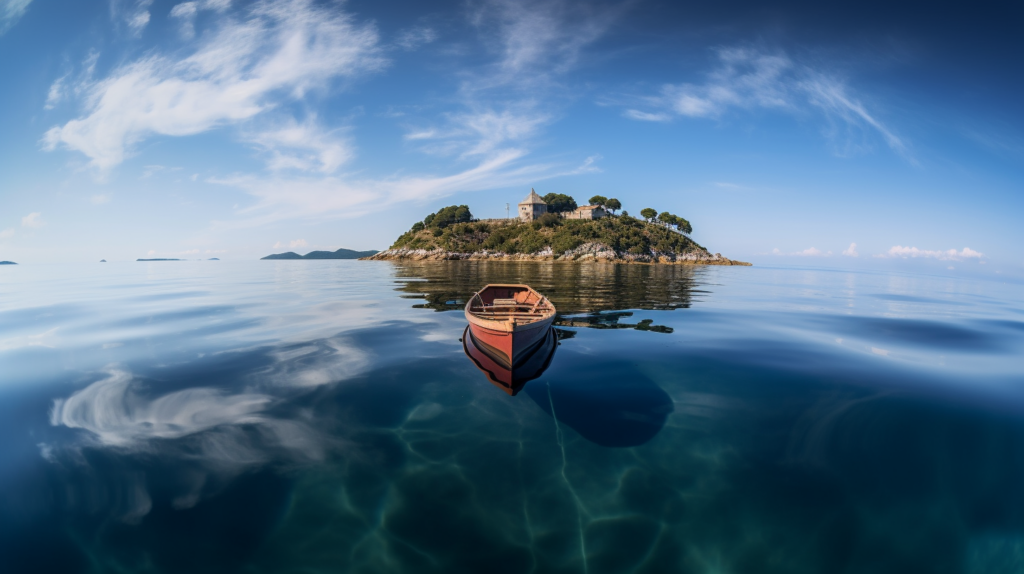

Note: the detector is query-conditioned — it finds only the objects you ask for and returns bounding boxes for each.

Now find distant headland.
[261,248,379,260]
[364,190,749,266]
[0,261,16,265]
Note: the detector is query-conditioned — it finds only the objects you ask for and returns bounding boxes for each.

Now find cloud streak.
[44,0,385,171]
[213,148,599,227]
[43,0,612,228]
[170,0,231,39]
[771,247,832,257]
[623,47,908,158]
[249,116,353,173]
[879,246,984,260]
[0,0,33,36]
[467,0,621,89]
[21,211,43,228]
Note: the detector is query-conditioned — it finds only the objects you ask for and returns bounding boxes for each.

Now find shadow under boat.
[463,325,558,396]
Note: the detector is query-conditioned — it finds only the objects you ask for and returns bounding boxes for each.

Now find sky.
[0,0,1021,272]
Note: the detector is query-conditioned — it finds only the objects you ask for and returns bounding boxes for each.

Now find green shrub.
[532,212,561,229]
[516,228,547,253]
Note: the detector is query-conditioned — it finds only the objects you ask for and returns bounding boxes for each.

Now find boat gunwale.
[464,284,556,333]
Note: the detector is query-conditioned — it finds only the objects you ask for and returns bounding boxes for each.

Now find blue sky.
[0,0,1021,271]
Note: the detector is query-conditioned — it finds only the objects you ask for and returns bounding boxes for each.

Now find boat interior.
[468,285,554,321]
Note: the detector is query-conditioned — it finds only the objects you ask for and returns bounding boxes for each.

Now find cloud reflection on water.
[51,367,274,447]
[5,262,1024,574]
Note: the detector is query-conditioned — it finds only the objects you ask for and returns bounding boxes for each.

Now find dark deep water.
[2,260,1023,574]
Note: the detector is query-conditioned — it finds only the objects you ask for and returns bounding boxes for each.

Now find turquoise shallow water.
[1,261,1023,573]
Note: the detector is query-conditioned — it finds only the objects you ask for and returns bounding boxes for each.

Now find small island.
[261,248,379,260]
[0,261,17,265]
[365,190,749,265]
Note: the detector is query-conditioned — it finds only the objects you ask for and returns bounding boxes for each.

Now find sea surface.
[2,261,1023,574]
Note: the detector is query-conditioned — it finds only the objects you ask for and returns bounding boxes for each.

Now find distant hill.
[137,258,182,261]
[0,261,16,265]
[262,252,303,259]
[261,248,378,260]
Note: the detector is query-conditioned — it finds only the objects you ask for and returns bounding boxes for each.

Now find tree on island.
[657,211,692,234]
[605,198,621,214]
[423,205,473,228]
[588,195,608,207]
[541,193,578,214]
[640,208,657,221]
[675,216,693,235]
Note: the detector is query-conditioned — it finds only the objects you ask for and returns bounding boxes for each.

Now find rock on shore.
[362,242,750,265]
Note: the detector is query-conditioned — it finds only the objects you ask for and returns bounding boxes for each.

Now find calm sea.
[2,261,1023,574]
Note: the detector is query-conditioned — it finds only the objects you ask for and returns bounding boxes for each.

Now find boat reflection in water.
[462,324,558,396]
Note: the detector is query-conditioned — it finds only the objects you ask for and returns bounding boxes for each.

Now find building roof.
[576,205,603,210]
[519,188,545,205]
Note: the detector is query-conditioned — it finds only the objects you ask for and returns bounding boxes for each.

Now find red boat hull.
[463,325,557,395]
[466,317,552,368]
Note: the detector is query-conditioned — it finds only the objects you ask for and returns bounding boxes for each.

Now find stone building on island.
[564,205,608,220]
[518,189,547,221]
[518,188,610,221]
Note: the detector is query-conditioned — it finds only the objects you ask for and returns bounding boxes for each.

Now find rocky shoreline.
[362,242,750,265]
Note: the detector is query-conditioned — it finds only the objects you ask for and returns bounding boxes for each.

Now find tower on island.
[518,188,547,222]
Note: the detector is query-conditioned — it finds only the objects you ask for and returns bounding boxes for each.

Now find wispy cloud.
[170,0,231,39]
[622,47,908,159]
[21,212,43,228]
[46,0,609,228]
[395,26,437,51]
[91,194,112,204]
[43,74,66,110]
[466,0,622,89]
[405,107,550,158]
[842,242,858,257]
[0,0,33,36]
[623,109,671,122]
[212,150,598,227]
[878,246,984,260]
[771,247,832,257]
[0,228,14,239]
[400,1,622,163]
[112,0,154,37]
[44,0,385,171]
[249,116,352,173]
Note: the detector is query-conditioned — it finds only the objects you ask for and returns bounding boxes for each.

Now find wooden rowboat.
[464,284,556,368]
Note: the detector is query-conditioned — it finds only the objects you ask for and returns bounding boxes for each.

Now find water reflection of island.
[557,312,673,333]
[394,261,699,333]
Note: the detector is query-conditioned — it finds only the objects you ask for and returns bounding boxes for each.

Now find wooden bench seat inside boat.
[466,284,556,322]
